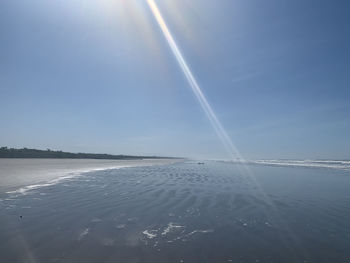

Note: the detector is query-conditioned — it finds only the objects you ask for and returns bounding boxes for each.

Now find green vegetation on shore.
[0,147,175,160]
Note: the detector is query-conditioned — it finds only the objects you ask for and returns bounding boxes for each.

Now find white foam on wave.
[251,159,350,171]
[78,228,90,240]
[142,230,157,239]
[6,165,130,196]
[161,222,184,236]
[6,174,78,195]
[116,224,126,229]
[186,229,214,236]
[218,159,350,171]
[142,222,185,242]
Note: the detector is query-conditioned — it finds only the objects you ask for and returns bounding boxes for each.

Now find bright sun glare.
[145,0,244,161]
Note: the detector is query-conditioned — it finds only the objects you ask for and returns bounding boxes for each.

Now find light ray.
[145,1,309,259]
[146,0,243,161]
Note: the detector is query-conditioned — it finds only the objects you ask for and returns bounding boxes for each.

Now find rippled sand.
[1,161,350,262]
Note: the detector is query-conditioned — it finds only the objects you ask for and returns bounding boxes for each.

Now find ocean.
[1,159,350,262]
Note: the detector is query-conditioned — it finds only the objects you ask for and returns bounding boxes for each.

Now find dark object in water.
[19,215,22,219]
[197,162,204,165]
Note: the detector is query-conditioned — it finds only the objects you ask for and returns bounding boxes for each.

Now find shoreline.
[0,158,184,194]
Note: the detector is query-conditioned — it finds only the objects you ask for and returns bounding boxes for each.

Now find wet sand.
[0,158,180,192]
[1,161,350,262]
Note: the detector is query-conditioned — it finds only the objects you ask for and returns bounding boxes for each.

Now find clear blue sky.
[1,0,350,159]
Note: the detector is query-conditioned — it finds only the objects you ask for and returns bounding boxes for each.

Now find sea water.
[1,160,350,262]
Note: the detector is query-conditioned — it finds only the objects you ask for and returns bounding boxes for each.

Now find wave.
[142,222,213,244]
[6,165,131,196]
[249,159,350,171]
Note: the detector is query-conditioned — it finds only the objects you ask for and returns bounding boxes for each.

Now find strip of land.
[0,147,177,159]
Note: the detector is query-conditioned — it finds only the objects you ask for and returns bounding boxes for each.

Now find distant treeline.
[0,147,174,160]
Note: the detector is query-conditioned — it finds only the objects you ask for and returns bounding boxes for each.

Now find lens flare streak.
[146,1,308,259]
[146,0,242,160]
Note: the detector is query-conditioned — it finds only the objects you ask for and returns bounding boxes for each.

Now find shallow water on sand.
[0,158,178,192]
[1,161,350,263]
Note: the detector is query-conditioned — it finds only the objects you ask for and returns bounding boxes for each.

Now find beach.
[1,160,350,262]
[0,158,180,193]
